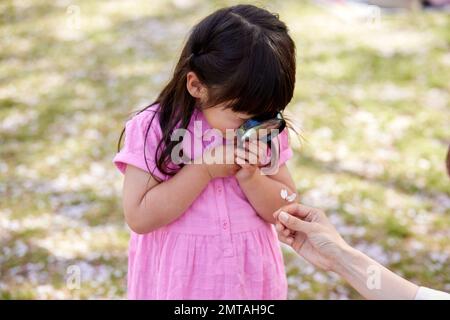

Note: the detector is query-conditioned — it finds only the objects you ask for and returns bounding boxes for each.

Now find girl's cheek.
[219,120,240,131]
[228,118,245,129]
[229,123,241,130]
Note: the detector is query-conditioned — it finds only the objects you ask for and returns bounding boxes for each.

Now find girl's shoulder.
[125,103,163,137]
[114,103,165,176]
[135,103,161,118]
[129,102,161,123]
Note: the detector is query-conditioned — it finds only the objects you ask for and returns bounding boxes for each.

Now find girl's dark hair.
[118,4,297,181]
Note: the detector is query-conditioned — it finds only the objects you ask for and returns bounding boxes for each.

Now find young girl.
[114,4,297,299]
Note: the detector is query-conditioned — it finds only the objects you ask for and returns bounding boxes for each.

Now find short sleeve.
[276,128,293,166]
[414,287,450,300]
[113,107,167,181]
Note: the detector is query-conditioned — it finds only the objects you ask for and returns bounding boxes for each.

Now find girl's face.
[186,71,252,134]
[202,103,252,134]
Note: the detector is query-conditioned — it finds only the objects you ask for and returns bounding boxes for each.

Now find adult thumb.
[278,211,312,234]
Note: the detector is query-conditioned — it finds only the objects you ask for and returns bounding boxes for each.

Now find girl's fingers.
[235,149,260,170]
[235,149,248,165]
[235,155,252,169]
[235,147,246,158]
[255,141,269,159]
[282,228,291,237]
[241,141,269,166]
[236,147,256,164]
[246,141,265,156]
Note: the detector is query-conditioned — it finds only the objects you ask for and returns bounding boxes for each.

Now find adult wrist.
[332,242,361,276]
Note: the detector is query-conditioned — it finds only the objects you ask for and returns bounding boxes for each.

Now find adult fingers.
[277,233,294,246]
[274,203,321,222]
[277,211,314,234]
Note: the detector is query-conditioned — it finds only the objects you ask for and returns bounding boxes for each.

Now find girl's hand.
[235,140,271,181]
[205,162,241,179]
[202,143,241,179]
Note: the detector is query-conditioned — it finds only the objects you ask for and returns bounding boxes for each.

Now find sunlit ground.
[0,0,449,299]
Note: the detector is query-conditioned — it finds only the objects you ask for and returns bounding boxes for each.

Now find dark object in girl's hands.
[236,112,286,145]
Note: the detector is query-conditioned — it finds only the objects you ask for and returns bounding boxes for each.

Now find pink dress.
[113,104,293,299]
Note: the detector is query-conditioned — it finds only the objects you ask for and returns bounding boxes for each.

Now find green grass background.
[0,0,449,299]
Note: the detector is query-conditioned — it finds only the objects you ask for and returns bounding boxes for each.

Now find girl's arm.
[236,164,296,224]
[122,163,211,234]
[122,144,240,234]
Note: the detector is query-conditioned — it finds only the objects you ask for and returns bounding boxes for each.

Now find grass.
[0,0,449,299]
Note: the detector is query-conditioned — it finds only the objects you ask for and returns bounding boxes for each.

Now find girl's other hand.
[235,140,270,181]
[236,140,271,167]
[201,143,241,179]
[204,162,241,179]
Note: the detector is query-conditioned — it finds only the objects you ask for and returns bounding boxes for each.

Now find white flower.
[280,189,297,202]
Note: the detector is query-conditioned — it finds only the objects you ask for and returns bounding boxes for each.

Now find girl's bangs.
[220,42,290,119]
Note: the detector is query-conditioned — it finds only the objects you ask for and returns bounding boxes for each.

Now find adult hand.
[273,203,351,272]
[273,203,450,300]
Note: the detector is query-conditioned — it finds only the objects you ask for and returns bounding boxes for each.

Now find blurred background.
[0,0,449,299]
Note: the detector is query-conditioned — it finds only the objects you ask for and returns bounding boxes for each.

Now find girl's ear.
[186,71,208,101]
